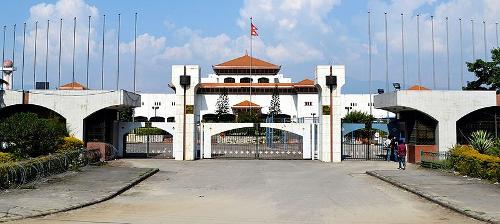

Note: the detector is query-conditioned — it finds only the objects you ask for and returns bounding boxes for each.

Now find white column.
[436,119,457,152]
[172,65,200,160]
[315,65,345,162]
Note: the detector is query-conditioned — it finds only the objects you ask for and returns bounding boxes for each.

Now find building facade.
[134,55,393,123]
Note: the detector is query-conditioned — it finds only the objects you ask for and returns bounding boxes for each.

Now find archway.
[456,106,500,144]
[124,126,174,159]
[0,104,66,123]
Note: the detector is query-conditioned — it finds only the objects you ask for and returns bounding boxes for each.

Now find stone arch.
[0,103,67,122]
[456,106,500,144]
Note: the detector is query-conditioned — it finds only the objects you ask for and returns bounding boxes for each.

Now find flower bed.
[0,149,101,189]
[449,145,500,183]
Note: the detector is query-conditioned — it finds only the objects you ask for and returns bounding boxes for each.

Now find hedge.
[450,145,500,183]
[0,149,101,189]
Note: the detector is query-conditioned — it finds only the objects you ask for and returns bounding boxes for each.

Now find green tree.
[215,89,230,115]
[0,112,68,158]
[342,110,375,125]
[464,48,500,92]
[269,85,281,116]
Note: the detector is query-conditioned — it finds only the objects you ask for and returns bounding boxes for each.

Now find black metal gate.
[124,132,174,159]
[211,125,303,160]
[341,142,386,160]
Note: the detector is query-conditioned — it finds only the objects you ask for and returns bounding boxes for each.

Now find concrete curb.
[1,167,159,223]
[366,171,497,224]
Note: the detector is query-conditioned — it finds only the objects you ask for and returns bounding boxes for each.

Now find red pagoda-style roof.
[214,55,279,69]
[232,100,261,108]
[212,54,281,76]
[408,85,430,90]
[294,79,315,86]
[59,82,87,90]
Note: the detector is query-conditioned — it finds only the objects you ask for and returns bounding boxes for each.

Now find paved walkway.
[11,160,481,224]
[367,168,500,223]
[0,166,158,223]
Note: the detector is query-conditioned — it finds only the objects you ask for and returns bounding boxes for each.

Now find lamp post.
[151,105,159,118]
[179,66,191,160]
[326,65,337,162]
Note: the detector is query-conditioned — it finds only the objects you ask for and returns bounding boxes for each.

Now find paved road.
[368,169,500,223]
[12,160,482,224]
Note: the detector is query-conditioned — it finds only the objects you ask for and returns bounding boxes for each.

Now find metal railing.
[420,151,450,169]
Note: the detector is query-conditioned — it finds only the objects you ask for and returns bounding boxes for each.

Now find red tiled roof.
[232,100,261,108]
[294,79,315,86]
[59,82,87,90]
[214,55,279,69]
[408,85,430,90]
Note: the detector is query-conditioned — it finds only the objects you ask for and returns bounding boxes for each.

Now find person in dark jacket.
[389,137,398,161]
[397,140,407,170]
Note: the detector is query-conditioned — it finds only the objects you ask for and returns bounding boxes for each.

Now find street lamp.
[393,83,401,91]
[151,105,159,118]
[377,88,385,94]
[326,65,337,162]
[179,66,191,160]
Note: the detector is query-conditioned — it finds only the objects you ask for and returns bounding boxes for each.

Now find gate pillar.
[172,65,200,160]
[316,65,345,162]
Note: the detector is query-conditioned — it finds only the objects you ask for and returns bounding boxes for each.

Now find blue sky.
[1,0,500,93]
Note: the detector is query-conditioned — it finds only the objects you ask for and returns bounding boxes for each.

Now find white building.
[134,54,391,123]
[341,94,394,119]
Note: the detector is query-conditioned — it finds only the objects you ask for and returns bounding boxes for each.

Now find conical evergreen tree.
[215,89,230,115]
[269,85,281,116]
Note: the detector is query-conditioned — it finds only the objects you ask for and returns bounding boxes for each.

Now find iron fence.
[420,151,451,169]
[211,127,303,160]
[341,143,386,161]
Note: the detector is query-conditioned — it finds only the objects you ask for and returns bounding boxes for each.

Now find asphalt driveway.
[12,160,482,224]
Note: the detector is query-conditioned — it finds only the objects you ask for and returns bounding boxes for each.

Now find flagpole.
[459,18,464,88]
[431,16,436,89]
[11,24,16,90]
[34,21,38,89]
[472,19,475,60]
[45,20,49,87]
[250,17,253,113]
[21,22,26,90]
[368,11,372,115]
[446,17,450,90]
[401,13,405,90]
[384,12,389,93]
[417,14,421,88]
[101,14,106,90]
[483,21,487,61]
[58,19,62,88]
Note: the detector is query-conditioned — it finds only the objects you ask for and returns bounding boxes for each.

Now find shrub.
[57,136,84,152]
[134,127,166,135]
[486,139,500,157]
[449,145,500,182]
[468,130,494,154]
[0,149,101,189]
[0,152,14,163]
[0,112,68,158]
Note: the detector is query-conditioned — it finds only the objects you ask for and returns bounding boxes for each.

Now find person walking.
[397,140,407,170]
[389,137,398,161]
[384,136,392,161]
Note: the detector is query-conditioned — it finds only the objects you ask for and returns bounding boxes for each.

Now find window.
[258,77,269,83]
[224,77,235,83]
[274,78,280,83]
[240,77,252,83]
[304,102,312,106]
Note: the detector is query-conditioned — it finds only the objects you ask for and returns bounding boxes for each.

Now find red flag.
[251,22,258,36]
